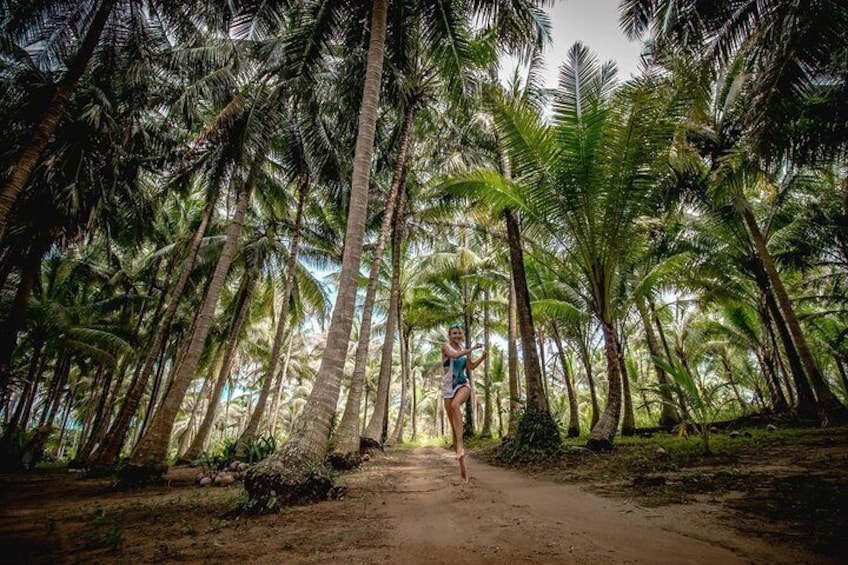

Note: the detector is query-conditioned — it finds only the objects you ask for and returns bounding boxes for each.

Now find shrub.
[497,407,563,464]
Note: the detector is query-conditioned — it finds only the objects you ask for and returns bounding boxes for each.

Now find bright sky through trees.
[501,0,644,85]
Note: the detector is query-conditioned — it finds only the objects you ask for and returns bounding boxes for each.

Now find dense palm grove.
[1,0,846,509]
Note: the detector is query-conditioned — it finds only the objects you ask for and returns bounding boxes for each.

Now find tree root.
[326,451,362,471]
[242,445,334,513]
[116,462,168,488]
[359,437,383,455]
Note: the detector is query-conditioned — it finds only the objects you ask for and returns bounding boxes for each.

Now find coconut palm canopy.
[0,0,846,507]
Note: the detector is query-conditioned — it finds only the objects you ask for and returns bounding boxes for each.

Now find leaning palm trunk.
[618,336,636,436]
[331,103,414,464]
[504,209,560,452]
[740,200,848,423]
[240,175,308,443]
[388,319,409,446]
[0,0,114,231]
[481,291,493,437]
[507,276,520,435]
[269,331,296,436]
[462,286,475,437]
[761,273,816,416]
[587,318,623,450]
[176,373,212,458]
[91,194,216,471]
[504,210,546,413]
[0,246,43,399]
[552,329,580,437]
[74,357,126,464]
[122,173,255,482]
[635,298,680,429]
[182,276,255,461]
[80,255,176,465]
[361,196,404,445]
[245,0,388,511]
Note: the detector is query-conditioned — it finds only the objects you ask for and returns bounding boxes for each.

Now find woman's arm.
[442,343,482,359]
[468,350,488,370]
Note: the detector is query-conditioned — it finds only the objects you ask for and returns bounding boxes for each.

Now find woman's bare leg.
[444,398,458,451]
[450,386,471,456]
[450,386,472,483]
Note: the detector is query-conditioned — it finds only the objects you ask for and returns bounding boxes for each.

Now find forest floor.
[0,424,846,564]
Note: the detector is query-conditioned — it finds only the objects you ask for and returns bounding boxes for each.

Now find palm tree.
[180,264,257,461]
[244,0,390,509]
[620,0,848,164]
[444,43,682,449]
[662,52,848,423]
[0,0,231,229]
[331,102,416,462]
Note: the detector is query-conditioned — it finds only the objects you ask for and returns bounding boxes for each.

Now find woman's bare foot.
[455,447,465,459]
[459,454,468,483]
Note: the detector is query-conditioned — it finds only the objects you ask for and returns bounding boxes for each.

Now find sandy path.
[1,447,835,564]
[362,447,828,565]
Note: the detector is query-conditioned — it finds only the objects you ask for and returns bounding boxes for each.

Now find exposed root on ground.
[242,445,334,513]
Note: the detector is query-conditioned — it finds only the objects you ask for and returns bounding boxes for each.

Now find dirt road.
[356,447,824,565]
[0,446,835,564]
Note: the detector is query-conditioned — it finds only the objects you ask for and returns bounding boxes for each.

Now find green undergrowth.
[496,408,564,464]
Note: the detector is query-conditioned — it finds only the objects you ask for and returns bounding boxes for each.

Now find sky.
[501,0,646,88]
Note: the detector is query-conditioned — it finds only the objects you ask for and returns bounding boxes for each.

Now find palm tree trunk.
[54,388,74,458]
[504,210,546,413]
[41,354,71,427]
[496,389,504,437]
[125,172,255,477]
[741,203,847,423]
[245,0,388,509]
[411,344,418,442]
[184,275,255,460]
[769,325,796,408]
[81,256,174,463]
[618,336,636,436]
[720,354,748,413]
[363,186,406,445]
[0,0,114,230]
[138,335,170,441]
[0,338,39,445]
[176,374,212,458]
[270,330,295,437]
[587,319,623,451]
[762,280,816,416]
[0,246,43,398]
[507,276,520,435]
[5,339,43,435]
[75,356,124,464]
[92,193,216,470]
[462,282,475,437]
[835,357,848,399]
[758,353,787,412]
[552,329,580,437]
[580,342,600,428]
[650,299,688,418]
[332,105,413,460]
[636,298,680,428]
[241,175,308,442]
[481,290,493,437]
[538,333,549,407]
[389,324,410,445]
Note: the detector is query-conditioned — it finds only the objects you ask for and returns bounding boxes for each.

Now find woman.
[442,322,487,482]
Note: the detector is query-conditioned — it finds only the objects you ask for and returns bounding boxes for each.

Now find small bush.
[194,434,277,472]
[0,424,53,471]
[498,408,563,464]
